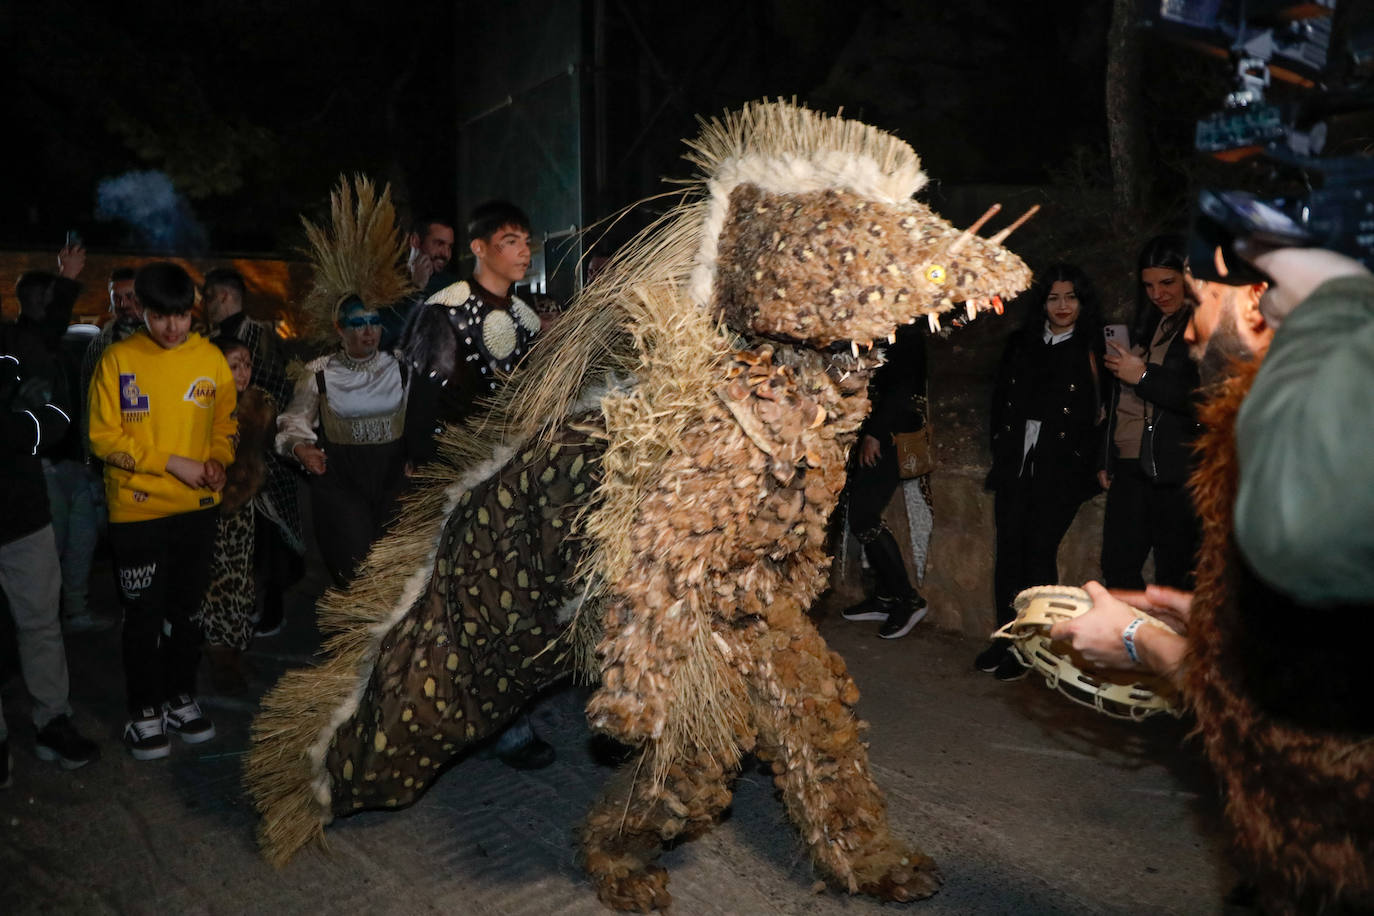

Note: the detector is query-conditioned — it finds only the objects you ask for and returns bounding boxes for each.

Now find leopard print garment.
[196,505,256,651]
[324,423,603,814]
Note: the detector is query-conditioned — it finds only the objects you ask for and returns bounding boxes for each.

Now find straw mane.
[296,175,414,346]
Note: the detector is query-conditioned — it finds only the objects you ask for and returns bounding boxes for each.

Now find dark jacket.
[986,326,1101,497]
[1101,311,1200,486]
[859,323,927,442]
[1234,274,1374,605]
[1,322,70,544]
[48,323,98,463]
[399,277,542,464]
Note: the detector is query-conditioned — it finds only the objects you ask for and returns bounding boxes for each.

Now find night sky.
[1,0,1229,261]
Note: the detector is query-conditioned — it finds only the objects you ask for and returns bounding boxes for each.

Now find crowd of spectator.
[0,196,560,782]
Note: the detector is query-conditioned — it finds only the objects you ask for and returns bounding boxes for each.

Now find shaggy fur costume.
[246,101,1035,911]
[1187,361,1374,915]
[219,387,273,516]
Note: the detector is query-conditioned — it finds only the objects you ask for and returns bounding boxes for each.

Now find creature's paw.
[588,860,672,913]
[855,850,942,903]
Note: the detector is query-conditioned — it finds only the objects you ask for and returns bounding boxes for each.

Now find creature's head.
[491,101,1035,444]
[690,102,1034,353]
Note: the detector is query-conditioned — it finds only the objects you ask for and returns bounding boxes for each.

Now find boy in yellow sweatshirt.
[88,262,237,761]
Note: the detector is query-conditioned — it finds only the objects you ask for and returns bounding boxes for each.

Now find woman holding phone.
[976,263,1104,679]
[1098,234,1201,591]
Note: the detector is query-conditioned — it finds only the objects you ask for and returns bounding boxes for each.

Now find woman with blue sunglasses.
[276,296,413,587]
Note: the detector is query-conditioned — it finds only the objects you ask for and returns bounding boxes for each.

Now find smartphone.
[65,229,82,248]
[1103,324,1128,350]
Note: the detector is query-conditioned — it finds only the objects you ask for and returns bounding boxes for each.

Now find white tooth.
[965,301,977,320]
[851,340,859,358]
[927,313,941,333]
[887,332,896,344]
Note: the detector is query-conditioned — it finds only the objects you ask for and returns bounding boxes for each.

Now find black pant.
[1100,459,1197,591]
[254,511,304,627]
[308,439,405,588]
[109,507,218,715]
[847,443,918,599]
[992,470,1085,626]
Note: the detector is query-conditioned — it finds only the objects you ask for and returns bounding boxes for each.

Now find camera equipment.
[1146,1,1374,282]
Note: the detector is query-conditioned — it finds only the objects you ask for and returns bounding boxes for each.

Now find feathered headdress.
[297,175,413,346]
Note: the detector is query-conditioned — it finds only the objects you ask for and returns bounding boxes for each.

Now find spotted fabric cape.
[1186,361,1374,914]
[323,425,603,813]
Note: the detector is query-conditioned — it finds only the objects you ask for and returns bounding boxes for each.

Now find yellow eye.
[925,264,946,284]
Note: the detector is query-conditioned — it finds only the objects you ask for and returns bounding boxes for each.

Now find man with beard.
[81,268,142,406]
[406,216,456,294]
[1052,248,1374,913]
[377,216,457,351]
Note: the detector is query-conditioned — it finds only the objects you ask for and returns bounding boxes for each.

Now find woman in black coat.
[977,263,1103,679]
[1098,235,1201,592]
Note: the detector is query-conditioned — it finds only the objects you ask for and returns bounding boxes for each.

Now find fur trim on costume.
[220,387,273,516]
[1187,361,1374,914]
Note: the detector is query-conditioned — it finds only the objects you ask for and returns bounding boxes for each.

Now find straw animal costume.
[247,101,1034,911]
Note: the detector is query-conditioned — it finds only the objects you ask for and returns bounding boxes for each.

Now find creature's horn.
[947,203,1002,254]
[987,204,1042,245]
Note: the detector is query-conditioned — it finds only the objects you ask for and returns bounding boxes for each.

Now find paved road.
[2,557,1234,915]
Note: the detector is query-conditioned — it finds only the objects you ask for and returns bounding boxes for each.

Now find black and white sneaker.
[35,714,100,769]
[124,709,171,761]
[877,595,929,639]
[163,695,216,744]
[974,638,1012,672]
[993,654,1030,682]
[842,595,899,622]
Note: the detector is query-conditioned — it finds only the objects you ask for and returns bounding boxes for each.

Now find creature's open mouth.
[824,342,887,378]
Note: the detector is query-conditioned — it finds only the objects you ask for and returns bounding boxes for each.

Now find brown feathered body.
[246,101,1035,911]
[1187,362,1374,915]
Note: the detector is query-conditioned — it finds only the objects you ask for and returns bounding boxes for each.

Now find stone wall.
[831,283,1120,639]
[922,468,1106,637]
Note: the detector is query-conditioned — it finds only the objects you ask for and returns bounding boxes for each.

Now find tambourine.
[992,585,1182,721]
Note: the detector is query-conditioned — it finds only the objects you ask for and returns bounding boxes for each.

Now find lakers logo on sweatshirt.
[120,373,150,421]
[183,377,217,408]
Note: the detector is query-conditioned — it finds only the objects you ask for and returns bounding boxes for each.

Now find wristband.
[1121,617,1144,665]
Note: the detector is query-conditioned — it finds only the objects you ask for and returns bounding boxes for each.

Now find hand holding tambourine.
[993,585,1183,721]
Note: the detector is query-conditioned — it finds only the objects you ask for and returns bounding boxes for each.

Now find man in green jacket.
[1231,248,1374,605]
